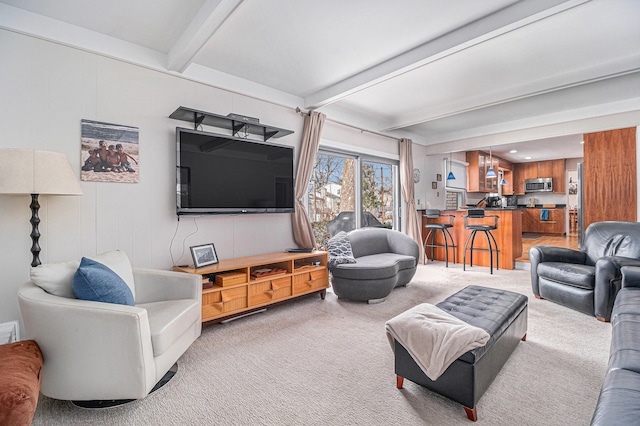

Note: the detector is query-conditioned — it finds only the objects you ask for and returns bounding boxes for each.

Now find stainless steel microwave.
[525,177,553,192]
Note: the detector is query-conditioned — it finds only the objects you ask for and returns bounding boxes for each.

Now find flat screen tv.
[176,127,295,215]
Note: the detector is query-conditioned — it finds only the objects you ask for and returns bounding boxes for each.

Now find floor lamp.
[0,149,83,267]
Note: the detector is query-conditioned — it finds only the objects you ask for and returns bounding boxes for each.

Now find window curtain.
[399,138,424,263]
[292,110,326,248]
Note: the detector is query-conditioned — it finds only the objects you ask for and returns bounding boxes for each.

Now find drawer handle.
[222,295,244,303]
[271,282,289,291]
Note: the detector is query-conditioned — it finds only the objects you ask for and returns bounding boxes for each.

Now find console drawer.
[248,276,292,306]
[202,287,247,318]
[293,269,328,294]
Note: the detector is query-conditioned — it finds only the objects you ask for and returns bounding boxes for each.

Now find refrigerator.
[577,162,584,248]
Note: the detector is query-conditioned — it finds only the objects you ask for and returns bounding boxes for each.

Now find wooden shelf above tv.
[169,106,294,141]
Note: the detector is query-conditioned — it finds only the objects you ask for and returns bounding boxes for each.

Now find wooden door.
[583,127,637,229]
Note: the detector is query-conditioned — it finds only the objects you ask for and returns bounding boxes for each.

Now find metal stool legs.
[463,229,499,274]
[423,227,456,267]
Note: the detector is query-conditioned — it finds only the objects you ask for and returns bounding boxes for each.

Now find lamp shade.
[447,171,456,180]
[486,167,497,178]
[0,149,82,195]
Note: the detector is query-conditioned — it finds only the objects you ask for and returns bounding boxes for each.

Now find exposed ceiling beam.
[303,0,591,111]
[382,55,640,132]
[167,0,245,73]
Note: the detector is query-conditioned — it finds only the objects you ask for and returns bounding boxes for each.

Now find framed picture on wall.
[80,119,140,184]
[436,174,442,181]
[432,182,438,189]
[190,243,219,268]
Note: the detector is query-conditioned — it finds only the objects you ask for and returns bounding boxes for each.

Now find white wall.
[0,30,399,331]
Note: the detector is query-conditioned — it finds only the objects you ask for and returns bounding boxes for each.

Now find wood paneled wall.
[583,127,637,229]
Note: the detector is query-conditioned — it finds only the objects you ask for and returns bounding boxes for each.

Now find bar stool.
[463,209,499,274]
[423,209,456,267]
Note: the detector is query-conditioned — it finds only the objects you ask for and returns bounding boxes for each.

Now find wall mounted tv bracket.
[169,106,294,141]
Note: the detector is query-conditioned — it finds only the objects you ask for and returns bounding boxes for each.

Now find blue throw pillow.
[73,257,134,306]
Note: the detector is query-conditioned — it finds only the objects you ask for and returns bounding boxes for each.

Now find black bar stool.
[463,209,499,274]
[423,209,456,267]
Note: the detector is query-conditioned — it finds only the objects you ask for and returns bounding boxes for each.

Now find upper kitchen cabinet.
[466,151,484,192]
[513,159,566,195]
[551,159,566,193]
[522,163,538,180]
[466,151,506,193]
[536,161,553,179]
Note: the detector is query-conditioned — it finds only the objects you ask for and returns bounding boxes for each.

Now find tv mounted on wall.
[176,127,295,215]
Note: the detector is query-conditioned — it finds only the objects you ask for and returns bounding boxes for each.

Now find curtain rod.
[295,107,401,142]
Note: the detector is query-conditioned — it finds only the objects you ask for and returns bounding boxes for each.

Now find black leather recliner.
[529,221,640,321]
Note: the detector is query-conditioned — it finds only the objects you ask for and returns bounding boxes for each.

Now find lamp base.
[30,194,41,267]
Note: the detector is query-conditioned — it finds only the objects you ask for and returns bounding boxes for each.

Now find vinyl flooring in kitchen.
[516,231,579,263]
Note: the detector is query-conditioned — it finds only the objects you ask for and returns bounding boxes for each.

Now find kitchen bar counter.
[420,209,523,270]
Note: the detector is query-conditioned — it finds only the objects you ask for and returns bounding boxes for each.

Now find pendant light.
[486,147,497,178]
[499,170,506,185]
[447,152,456,180]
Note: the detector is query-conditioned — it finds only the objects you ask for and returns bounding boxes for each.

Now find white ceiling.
[1,0,639,162]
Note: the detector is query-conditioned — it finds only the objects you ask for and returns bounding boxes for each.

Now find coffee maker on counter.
[485,195,501,208]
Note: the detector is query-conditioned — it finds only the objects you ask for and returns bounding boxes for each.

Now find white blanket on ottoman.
[385,303,490,381]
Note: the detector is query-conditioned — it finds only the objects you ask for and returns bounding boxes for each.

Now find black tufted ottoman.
[394,285,528,421]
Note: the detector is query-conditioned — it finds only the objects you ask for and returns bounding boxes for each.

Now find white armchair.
[17,250,202,402]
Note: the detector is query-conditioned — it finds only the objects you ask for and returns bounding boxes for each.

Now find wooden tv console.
[173,251,329,323]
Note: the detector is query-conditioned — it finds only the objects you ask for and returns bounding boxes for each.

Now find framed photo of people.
[80,119,139,183]
[190,243,219,268]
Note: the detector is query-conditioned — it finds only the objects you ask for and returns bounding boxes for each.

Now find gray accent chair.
[530,221,640,321]
[329,228,419,302]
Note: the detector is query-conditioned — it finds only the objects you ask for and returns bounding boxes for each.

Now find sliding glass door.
[307,150,398,249]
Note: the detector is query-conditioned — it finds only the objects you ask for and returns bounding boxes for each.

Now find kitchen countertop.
[516,204,567,209]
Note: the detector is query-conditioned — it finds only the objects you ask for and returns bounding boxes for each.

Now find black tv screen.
[176,127,295,215]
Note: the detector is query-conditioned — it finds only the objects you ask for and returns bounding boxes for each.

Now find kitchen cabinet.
[522,208,565,234]
[466,151,502,193]
[551,159,566,193]
[513,159,566,195]
[536,161,553,178]
[513,167,523,195]
[501,169,514,195]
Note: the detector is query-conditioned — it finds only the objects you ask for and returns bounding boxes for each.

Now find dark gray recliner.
[330,228,419,303]
[530,221,640,321]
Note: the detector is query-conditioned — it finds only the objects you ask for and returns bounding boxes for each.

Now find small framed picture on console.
[190,243,219,268]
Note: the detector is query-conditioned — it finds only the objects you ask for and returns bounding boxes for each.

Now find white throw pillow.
[326,231,357,269]
[30,259,80,298]
[30,250,135,298]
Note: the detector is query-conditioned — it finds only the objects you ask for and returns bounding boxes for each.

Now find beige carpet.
[32,263,611,425]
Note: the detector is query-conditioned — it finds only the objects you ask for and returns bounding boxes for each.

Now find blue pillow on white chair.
[73,257,134,305]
